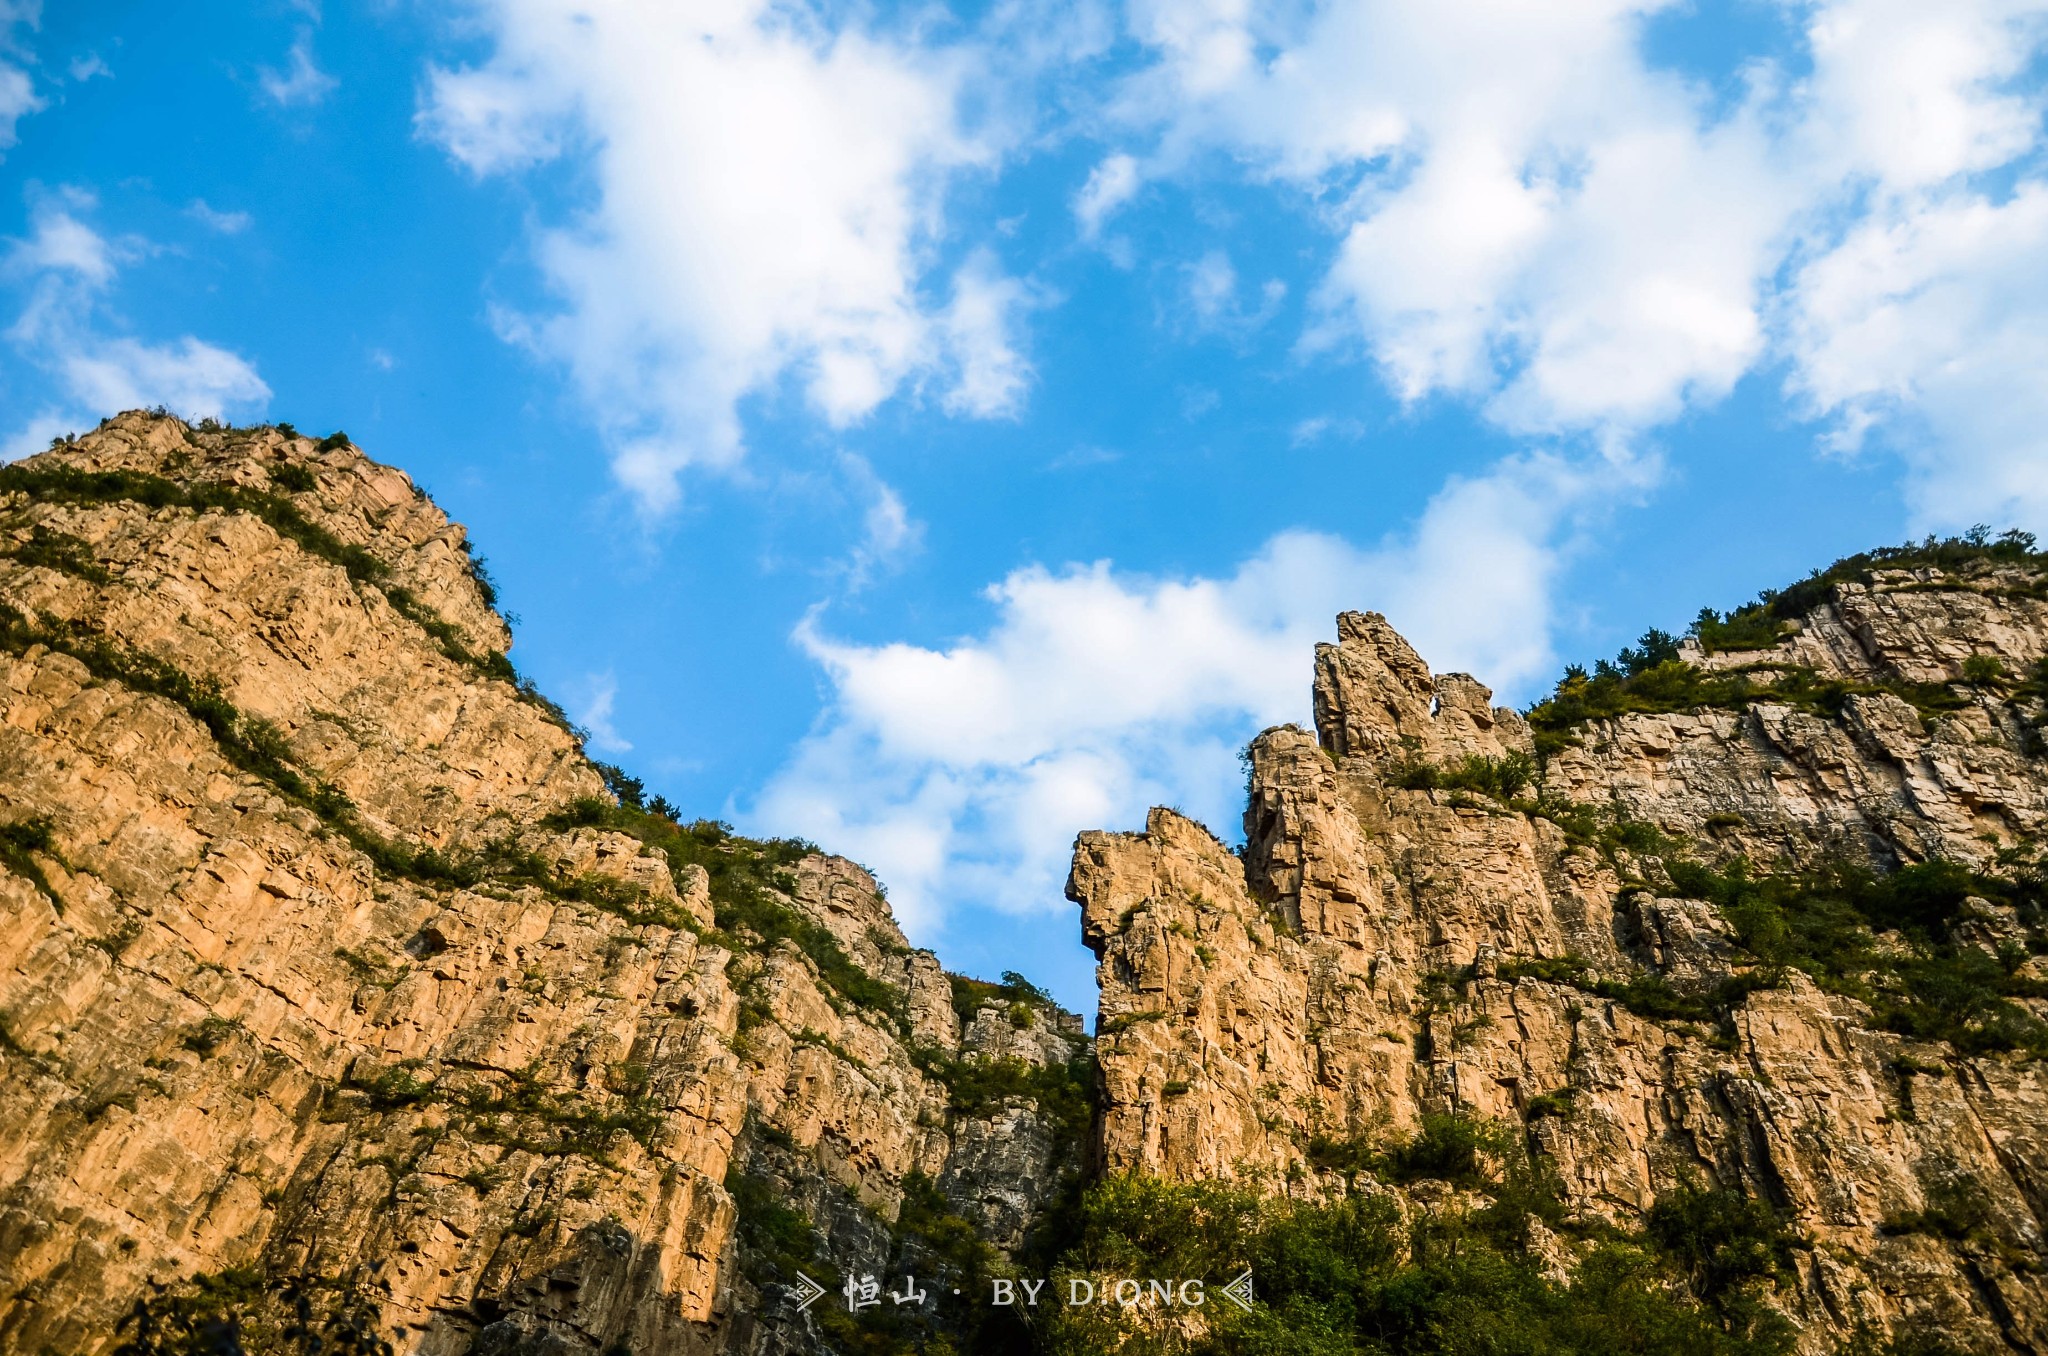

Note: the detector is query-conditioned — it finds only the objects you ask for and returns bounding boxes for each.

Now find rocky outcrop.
[1072,588,2048,1353]
[0,414,1086,1356]
[16,410,2048,1356]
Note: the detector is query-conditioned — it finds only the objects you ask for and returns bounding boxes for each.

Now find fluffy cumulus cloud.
[1113,0,2048,521]
[0,1,43,154]
[1781,0,2048,530]
[421,0,1035,510]
[1,192,269,453]
[753,452,1615,935]
[417,0,2048,940]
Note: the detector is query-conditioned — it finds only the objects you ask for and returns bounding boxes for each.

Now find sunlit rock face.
[0,412,1086,1356]
[14,408,2048,1356]
[1074,583,2048,1352]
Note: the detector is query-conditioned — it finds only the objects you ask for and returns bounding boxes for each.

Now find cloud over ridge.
[422,0,1035,510]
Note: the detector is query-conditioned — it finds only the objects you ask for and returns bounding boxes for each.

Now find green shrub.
[8,524,112,583]
[1389,751,1535,800]
[537,798,902,1020]
[1961,653,2008,686]
[910,1046,1095,1149]
[1038,1169,1795,1356]
[0,816,61,905]
[1646,1181,1795,1303]
[269,463,318,493]
[1661,855,2048,1055]
[1529,529,2045,750]
[948,969,1054,1025]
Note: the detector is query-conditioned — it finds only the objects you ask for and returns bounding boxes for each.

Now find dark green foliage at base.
[1037,1160,1797,1356]
[113,1269,392,1356]
[726,1156,1031,1356]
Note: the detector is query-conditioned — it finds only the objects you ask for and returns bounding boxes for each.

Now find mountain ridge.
[4,411,2048,1354]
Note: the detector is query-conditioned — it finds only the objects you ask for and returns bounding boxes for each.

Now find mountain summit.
[4,412,2048,1353]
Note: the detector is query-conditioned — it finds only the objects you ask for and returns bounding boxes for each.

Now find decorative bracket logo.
[1220,1270,1254,1313]
[792,1273,828,1312]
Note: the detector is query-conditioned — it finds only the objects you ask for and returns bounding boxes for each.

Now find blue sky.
[5,0,2048,1011]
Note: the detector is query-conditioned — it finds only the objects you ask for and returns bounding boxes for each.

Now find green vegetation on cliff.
[0,452,574,731]
[1037,1147,1801,1356]
[1523,528,2047,753]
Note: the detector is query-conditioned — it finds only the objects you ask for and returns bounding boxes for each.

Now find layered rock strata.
[0,414,1084,1356]
[1072,585,2048,1352]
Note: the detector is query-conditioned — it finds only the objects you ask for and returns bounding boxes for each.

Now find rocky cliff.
[0,413,1086,1356]
[10,410,2048,1356]
[1070,551,2048,1351]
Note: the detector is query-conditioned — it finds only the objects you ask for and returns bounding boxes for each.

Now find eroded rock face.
[1073,602,2048,1352]
[0,414,1086,1356]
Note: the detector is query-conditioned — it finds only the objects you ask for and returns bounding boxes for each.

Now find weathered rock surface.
[1073,587,2048,1353]
[0,414,1085,1356]
[17,410,2048,1356]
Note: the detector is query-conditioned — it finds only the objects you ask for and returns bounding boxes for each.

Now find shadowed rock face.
[1073,599,2048,1352]
[0,413,1085,1356]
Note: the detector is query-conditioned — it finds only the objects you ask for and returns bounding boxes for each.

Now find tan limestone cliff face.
[0,413,1083,1356]
[1072,602,2048,1352]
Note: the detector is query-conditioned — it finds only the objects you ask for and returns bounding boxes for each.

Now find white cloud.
[7,194,118,284]
[1186,248,1235,324]
[1108,0,2048,526]
[1774,0,2048,530]
[1,409,71,460]
[1289,414,1362,447]
[1800,0,2046,193]
[940,249,1035,418]
[68,54,109,82]
[834,452,924,592]
[1,195,269,448]
[421,0,1027,511]
[1074,151,1141,238]
[1181,247,1283,335]
[0,2,40,155]
[752,450,1619,935]
[187,200,251,235]
[57,337,268,419]
[1787,184,2048,531]
[570,673,633,755]
[418,63,563,175]
[1121,0,1797,436]
[258,30,337,107]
